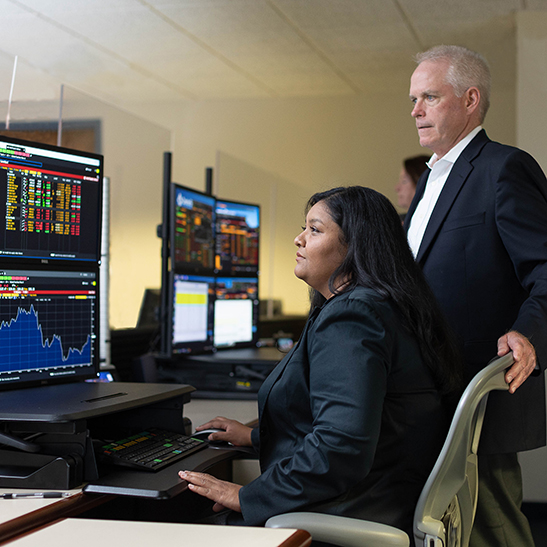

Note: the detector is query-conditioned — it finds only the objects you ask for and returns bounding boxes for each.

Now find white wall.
[145,86,515,316]
[0,51,516,326]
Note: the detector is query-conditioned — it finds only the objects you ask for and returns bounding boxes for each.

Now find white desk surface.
[9,518,311,547]
[0,488,81,525]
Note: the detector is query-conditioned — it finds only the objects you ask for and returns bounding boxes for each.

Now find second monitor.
[170,274,259,356]
[215,199,259,276]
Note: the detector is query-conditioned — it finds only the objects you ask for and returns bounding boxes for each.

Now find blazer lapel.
[257,304,321,413]
[257,322,307,412]
[415,130,490,263]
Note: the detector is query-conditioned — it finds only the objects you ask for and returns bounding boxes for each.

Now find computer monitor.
[215,198,259,275]
[213,277,259,349]
[170,183,215,275]
[0,265,99,390]
[170,274,215,355]
[0,136,103,263]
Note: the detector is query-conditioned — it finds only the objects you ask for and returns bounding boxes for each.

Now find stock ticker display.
[215,200,259,275]
[0,140,102,262]
[172,185,215,274]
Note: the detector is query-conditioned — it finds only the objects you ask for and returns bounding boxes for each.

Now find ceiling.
[0,0,545,121]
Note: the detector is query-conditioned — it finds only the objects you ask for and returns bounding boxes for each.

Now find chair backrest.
[413,352,512,547]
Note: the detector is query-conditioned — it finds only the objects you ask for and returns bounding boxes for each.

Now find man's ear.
[465,87,481,115]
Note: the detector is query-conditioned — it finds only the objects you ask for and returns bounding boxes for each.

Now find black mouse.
[192,428,232,446]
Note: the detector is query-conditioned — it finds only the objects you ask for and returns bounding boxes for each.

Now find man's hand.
[178,470,242,512]
[498,331,537,393]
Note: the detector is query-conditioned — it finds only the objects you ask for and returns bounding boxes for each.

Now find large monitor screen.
[213,277,259,349]
[0,136,103,263]
[170,274,215,355]
[0,266,99,389]
[171,184,215,275]
[215,199,259,275]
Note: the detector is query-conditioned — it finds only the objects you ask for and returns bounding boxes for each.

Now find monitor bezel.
[0,261,100,391]
[168,272,215,356]
[214,196,260,277]
[213,276,260,351]
[0,134,104,265]
[169,182,216,276]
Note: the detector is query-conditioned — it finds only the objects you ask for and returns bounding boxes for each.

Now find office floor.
[523,503,547,547]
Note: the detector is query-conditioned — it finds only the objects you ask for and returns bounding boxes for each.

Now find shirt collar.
[427,125,482,168]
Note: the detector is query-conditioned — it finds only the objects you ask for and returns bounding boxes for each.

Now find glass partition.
[0,60,171,337]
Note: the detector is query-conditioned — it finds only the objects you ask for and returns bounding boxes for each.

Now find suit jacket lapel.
[257,305,321,414]
[257,319,308,413]
[415,130,490,263]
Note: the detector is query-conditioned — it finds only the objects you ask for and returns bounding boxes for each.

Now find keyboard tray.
[98,428,207,472]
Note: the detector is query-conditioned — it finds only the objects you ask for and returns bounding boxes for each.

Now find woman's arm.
[195,416,253,447]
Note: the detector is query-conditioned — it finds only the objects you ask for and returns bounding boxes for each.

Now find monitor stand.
[0,382,194,490]
[0,431,40,453]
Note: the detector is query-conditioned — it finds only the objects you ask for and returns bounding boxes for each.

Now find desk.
[0,490,113,545]
[83,397,259,498]
[0,398,261,544]
[0,488,82,523]
[9,518,311,546]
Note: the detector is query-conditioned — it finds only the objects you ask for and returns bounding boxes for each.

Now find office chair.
[266,352,513,547]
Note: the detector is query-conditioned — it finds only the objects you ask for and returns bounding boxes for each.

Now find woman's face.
[395,168,416,209]
[294,201,347,299]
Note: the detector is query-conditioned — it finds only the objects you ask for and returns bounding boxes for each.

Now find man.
[404,45,547,546]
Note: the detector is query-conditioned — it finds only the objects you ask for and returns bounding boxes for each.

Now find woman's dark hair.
[404,155,430,186]
[307,186,462,395]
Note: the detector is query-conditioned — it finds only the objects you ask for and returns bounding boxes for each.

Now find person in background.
[179,186,462,544]
[395,154,430,221]
[405,44,547,546]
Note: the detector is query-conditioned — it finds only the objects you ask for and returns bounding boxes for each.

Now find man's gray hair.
[416,45,491,123]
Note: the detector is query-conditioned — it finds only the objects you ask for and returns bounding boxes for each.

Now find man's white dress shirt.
[407,126,482,257]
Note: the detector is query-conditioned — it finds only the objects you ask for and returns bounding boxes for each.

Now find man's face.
[409,60,471,158]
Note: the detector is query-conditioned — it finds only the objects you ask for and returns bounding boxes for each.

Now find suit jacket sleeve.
[238,297,391,525]
[495,147,547,370]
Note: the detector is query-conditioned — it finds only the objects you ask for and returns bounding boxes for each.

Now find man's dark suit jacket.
[237,286,449,540]
[404,129,547,455]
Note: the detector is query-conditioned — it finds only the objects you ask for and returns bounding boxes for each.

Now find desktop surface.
[8,518,311,547]
[0,488,82,525]
[156,346,284,399]
[187,345,284,365]
[0,382,194,422]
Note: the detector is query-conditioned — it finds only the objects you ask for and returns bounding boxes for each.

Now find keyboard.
[98,428,208,472]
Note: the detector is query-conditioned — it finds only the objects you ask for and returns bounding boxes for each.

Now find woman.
[179,186,462,540]
[395,154,430,219]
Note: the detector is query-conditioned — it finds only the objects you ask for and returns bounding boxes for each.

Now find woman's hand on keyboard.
[179,470,242,513]
[195,416,253,447]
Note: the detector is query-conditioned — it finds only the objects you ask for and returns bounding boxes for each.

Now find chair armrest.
[266,512,410,547]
